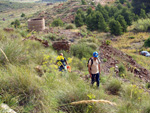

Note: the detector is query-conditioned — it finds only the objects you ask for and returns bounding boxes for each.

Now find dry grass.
[70,99,117,106]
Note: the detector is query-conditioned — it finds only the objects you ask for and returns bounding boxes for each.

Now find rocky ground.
[99,41,150,82]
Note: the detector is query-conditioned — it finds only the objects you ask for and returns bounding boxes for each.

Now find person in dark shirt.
[56,53,68,71]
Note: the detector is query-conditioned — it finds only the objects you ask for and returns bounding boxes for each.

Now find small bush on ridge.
[106,79,121,95]
[71,43,94,59]
[65,24,76,29]
[51,18,63,27]
[144,37,150,47]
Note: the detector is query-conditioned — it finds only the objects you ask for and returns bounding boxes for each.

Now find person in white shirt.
[88,52,101,88]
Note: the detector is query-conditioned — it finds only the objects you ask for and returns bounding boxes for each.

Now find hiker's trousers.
[59,65,67,72]
[91,73,100,87]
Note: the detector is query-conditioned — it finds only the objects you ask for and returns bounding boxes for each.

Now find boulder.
[52,40,70,51]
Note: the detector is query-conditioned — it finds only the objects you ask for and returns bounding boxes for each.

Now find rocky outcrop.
[23,35,49,47]
[52,40,70,51]
[99,41,150,82]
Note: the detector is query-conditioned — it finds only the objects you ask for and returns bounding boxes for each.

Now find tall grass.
[0,37,29,64]
[0,65,47,112]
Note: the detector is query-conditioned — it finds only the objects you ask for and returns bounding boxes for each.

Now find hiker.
[88,51,101,88]
[56,53,68,71]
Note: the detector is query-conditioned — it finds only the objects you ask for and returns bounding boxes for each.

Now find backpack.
[87,57,93,67]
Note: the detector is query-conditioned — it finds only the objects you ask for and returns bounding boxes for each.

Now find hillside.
[0,0,150,112]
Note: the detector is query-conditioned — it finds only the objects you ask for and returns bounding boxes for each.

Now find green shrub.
[144,37,150,47]
[128,36,135,39]
[65,24,76,29]
[146,82,150,89]
[106,79,122,95]
[106,40,111,45]
[70,43,94,59]
[86,42,98,50]
[119,64,126,77]
[11,19,20,28]
[51,18,63,27]
[123,85,144,101]
[142,106,150,113]
[118,102,136,113]
[103,58,107,62]
[20,30,28,37]
[21,13,25,17]
[133,18,150,32]
[80,31,87,37]
[79,38,97,44]
[46,33,58,41]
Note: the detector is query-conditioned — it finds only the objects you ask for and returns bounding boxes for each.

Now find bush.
[11,19,20,28]
[123,85,143,101]
[86,42,98,50]
[128,36,135,39]
[103,58,107,62]
[79,38,97,44]
[21,13,25,17]
[144,37,150,47]
[109,19,123,36]
[133,18,150,32]
[70,43,94,59]
[142,106,150,113]
[119,64,126,77]
[46,33,58,41]
[51,18,63,27]
[146,82,150,89]
[20,30,28,37]
[106,79,121,95]
[65,24,76,29]
[106,40,111,45]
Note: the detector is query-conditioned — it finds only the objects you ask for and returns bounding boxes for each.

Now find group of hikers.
[56,51,101,88]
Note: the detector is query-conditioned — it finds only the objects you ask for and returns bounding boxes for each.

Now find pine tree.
[86,14,94,30]
[132,0,150,15]
[119,0,126,4]
[81,0,86,5]
[121,8,133,25]
[104,5,110,12]
[140,9,147,19]
[101,9,109,22]
[96,4,103,12]
[96,12,107,32]
[117,3,123,10]
[109,19,122,36]
[86,7,93,16]
[77,9,86,23]
[75,14,84,27]
[117,15,127,32]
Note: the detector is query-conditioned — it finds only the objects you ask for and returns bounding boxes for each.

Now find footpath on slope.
[99,41,150,82]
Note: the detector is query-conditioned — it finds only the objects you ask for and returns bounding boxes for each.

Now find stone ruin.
[52,40,70,51]
[3,28,14,32]
[28,18,45,31]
